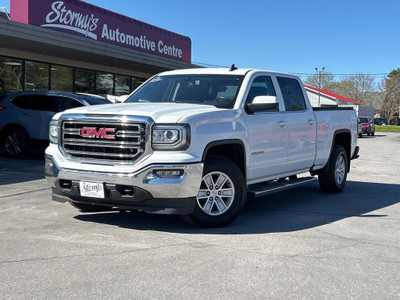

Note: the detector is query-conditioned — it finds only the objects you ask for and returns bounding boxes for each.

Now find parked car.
[358,119,363,138]
[374,117,388,126]
[0,91,110,157]
[358,116,375,136]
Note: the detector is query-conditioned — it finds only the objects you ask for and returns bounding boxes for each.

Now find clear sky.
[2,0,399,81]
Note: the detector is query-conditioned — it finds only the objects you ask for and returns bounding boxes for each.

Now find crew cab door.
[243,75,288,183]
[276,77,316,173]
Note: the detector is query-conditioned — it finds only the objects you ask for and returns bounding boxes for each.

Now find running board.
[248,176,317,198]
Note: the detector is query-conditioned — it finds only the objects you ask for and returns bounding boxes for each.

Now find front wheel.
[182,156,246,228]
[318,145,348,193]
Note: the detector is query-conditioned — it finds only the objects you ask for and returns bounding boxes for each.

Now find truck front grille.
[61,121,146,162]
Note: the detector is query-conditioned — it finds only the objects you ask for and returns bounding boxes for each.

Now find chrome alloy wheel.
[197,171,235,216]
[335,154,346,185]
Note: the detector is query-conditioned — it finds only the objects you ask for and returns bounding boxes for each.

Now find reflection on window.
[132,77,146,92]
[115,74,131,96]
[96,72,114,95]
[25,61,49,91]
[51,65,73,92]
[0,56,23,92]
[75,68,95,93]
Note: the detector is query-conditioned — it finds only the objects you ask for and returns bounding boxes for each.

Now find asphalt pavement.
[0,133,399,299]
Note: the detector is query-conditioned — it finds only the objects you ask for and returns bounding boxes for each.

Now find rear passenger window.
[11,95,32,109]
[55,96,83,112]
[29,95,56,112]
[277,77,306,111]
[246,76,276,103]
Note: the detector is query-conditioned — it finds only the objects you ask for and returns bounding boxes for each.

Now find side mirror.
[245,96,279,114]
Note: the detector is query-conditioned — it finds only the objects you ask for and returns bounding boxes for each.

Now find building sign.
[10,0,191,63]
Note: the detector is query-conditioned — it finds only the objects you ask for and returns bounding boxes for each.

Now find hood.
[57,103,220,123]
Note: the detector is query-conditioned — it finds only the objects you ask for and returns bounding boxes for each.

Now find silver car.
[0,91,110,157]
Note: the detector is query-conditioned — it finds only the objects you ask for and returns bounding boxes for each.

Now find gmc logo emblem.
[81,127,116,139]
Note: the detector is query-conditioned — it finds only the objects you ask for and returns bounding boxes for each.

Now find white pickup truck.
[45,67,359,227]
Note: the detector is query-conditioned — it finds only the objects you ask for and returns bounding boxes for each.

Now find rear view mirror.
[245,96,279,114]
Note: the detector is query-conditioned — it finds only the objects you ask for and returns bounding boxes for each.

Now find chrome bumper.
[45,155,203,214]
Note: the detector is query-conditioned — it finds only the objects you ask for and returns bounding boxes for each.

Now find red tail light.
[0,106,5,111]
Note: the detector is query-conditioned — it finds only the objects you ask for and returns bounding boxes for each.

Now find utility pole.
[315,67,325,107]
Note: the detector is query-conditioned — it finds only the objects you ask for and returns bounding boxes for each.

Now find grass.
[375,125,400,132]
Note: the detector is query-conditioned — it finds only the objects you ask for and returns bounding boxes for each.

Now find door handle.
[308,119,315,125]
[278,121,286,127]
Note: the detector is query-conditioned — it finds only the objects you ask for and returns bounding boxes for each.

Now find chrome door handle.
[278,121,286,127]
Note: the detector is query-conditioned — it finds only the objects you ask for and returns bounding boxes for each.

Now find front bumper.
[45,155,203,214]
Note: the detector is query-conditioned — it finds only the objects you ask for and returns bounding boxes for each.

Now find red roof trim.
[304,85,362,105]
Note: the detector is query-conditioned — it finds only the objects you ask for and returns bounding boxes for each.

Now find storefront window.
[115,74,131,96]
[0,56,23,92]
[75,68,95,93]
[96,72,114,95]
[51,65,73,92]
[132,76,146,92]
[25,60,49,90]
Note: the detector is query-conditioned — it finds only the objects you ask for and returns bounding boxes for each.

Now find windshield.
[359,117,369,122]
[125,74,244,108]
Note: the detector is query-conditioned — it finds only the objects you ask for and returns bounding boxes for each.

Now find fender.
[311,129,352,176]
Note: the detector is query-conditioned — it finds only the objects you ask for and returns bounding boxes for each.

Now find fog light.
[153,169,183,178]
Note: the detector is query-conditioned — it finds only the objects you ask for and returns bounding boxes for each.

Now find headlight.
[49,120,59,144]
[152,124,190,150]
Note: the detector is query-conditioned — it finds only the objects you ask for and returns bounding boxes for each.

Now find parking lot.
[0,133,399,299]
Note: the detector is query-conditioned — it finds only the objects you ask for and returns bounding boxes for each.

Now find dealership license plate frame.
[79,181,105,199]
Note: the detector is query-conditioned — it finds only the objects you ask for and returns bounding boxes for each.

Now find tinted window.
[246,76,276,103]
[55,96,83,112]
[25,61,49,90]
[277,77,306,111]
[11,95,32,109]
[29,95,56,112]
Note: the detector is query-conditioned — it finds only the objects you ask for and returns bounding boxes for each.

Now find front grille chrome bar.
[60,119,148,163]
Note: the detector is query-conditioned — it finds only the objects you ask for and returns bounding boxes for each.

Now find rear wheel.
[3,127,29,158]
[318,145,348,193]
[182,156,246,228]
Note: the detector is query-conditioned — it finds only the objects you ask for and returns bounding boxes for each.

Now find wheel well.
[0,124,30,144]
[333,131,351,167]
[203,141,246,179]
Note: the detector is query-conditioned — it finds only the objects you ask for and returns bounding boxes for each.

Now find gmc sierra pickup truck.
[45,67,359,227]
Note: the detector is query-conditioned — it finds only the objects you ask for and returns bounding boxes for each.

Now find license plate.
[79,181,105,198]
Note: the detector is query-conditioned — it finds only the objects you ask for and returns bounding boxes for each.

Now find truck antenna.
[229,64,238,71]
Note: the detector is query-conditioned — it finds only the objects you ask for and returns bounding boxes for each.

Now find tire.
[358,133,362,138]
[367,131,370,136]
[182,156,246,228]
[3,127,29,158]
[371,131,375,136]
[318,145,348,194]
[69,202,112,212]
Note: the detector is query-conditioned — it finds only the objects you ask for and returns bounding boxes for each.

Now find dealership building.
[0,0,195,95]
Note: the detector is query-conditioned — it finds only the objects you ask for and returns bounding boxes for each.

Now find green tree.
[382,69,400,125]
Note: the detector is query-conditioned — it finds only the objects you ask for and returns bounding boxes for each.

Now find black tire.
[318,145,348,194]
[367,131,370,136]
[3,127,29,158]
[182,156,246,228]
[358,133,362,138]
[371,131,375,136]
[69,202,112,212]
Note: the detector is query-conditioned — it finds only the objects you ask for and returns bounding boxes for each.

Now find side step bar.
[247,176,317,198]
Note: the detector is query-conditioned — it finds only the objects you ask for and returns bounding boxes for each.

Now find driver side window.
[246,76,276,103]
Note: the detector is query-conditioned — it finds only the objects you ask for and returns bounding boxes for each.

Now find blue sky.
[2,0,399,81]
